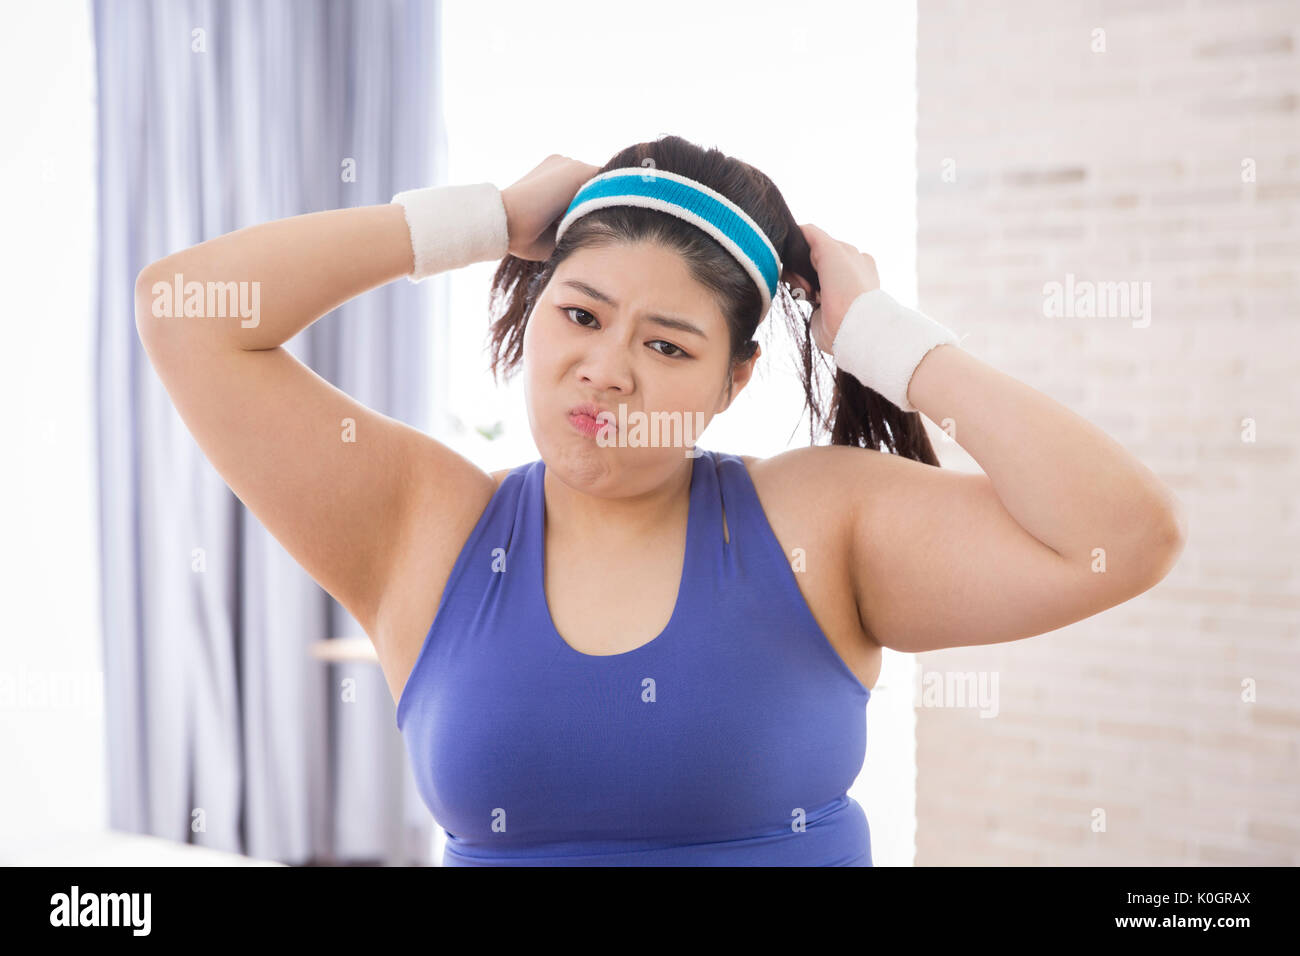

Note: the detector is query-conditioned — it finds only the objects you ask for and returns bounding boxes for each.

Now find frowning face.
[522,239,758,496]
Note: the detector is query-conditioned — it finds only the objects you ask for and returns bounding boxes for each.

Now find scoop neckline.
[536,452,702,660]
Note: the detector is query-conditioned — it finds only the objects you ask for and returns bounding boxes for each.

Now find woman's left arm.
[798,224,1188,654]
[908,341,1188,568]
[842,342,1187,655]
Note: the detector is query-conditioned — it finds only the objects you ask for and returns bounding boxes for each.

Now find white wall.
[913,0,1300,867]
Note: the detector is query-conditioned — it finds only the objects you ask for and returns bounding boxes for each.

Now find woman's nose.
[578,339,633,393]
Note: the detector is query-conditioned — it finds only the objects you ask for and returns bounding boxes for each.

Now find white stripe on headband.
[555,167,784,315]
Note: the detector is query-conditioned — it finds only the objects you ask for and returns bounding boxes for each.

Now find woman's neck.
[542,457,693,546]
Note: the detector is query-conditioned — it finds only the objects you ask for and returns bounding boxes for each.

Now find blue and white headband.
[555,167,784,315]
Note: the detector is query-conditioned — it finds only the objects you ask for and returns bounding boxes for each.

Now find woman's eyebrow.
[559,279,709,339]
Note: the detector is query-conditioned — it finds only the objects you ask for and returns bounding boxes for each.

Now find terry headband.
[556,167,784,316]
[391,177,960,412]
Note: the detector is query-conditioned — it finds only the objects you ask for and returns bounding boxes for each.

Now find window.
[0,0,105,847]
[437,0,920,865]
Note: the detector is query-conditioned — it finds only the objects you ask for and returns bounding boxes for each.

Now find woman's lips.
[567,410,616,440]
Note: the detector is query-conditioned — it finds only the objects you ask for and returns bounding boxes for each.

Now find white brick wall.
[915,0,1299,865]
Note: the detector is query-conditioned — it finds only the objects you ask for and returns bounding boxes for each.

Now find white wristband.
[830,288,960,412]
[390,182,510,281]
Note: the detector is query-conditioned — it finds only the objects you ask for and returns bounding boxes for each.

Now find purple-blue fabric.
[396,448,873,865]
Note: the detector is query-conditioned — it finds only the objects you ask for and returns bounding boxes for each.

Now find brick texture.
[915,0,1299,865]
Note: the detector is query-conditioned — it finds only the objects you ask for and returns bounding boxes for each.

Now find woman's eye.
[562,307,688,359]
[649,341,686,358]
[562,306,597,327]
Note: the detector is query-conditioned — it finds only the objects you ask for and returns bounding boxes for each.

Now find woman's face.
[522,239,758,495]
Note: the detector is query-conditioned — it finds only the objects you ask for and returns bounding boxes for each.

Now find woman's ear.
[718,343,762,413]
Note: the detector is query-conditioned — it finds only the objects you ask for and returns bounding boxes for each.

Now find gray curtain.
[93,0,445,864]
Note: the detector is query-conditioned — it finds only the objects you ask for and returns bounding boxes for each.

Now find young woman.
[135,135,1187,866]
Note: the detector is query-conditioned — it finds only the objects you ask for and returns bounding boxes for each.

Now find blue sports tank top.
[396,447,873,865]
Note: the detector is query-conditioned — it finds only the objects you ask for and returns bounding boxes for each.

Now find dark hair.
[485,135,941,466]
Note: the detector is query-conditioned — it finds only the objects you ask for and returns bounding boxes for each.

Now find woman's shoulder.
[488,446,891,494]
[487,458,541,490]
[726,445,904,553]
[729,444,887,489]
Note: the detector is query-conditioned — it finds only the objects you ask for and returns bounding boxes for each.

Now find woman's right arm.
[133,199,499,647]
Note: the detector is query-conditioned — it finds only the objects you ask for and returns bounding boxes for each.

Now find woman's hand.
[500,154,603,261]
[799,223,881,354]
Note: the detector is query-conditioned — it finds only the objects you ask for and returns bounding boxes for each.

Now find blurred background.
[0,0,1295,866]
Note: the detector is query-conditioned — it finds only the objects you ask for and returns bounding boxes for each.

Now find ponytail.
[778,224,942,466]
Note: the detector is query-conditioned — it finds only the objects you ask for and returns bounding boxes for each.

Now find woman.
[135,135,1187,866]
